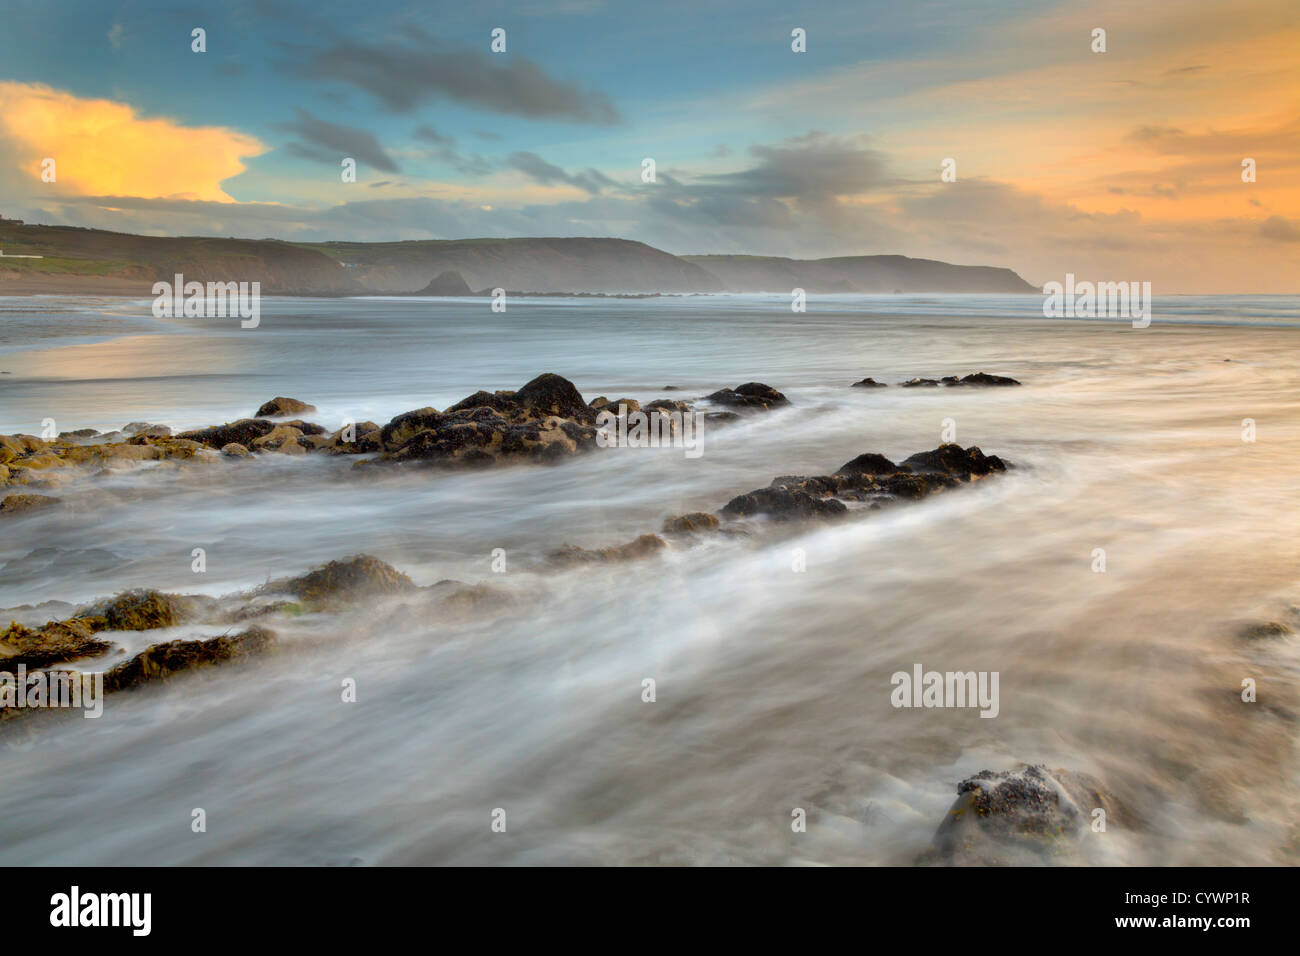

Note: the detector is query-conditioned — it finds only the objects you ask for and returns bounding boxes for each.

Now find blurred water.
[0,293,1298,865]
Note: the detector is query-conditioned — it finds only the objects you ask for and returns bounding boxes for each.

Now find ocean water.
[1,293,1298,865]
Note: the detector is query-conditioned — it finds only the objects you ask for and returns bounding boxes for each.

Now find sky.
[0,0,1296,292]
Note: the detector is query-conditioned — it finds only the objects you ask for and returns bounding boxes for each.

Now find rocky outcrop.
[549,534,667,565]
[412,270,475,296]
[851,377,888,388]
[719,443,1007,521]
[703,382,789,411]
[662,512,722,534]
[901,373,1021,388]
[273,555,416,604]
[0,618,113,671]
[374,373,600,467]
[255,397,317,418]
[102,627,276,693]
[93,589,203,631]
[177,419,277,449]
[925,764,1123,865]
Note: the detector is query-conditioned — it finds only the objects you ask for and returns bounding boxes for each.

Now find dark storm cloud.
[279,109,400,173]
[282,34,621,124]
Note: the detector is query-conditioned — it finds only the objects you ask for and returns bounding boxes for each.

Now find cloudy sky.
[0,0,1296,291]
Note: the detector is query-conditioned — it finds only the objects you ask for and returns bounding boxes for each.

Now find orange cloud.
[0,81,265,202]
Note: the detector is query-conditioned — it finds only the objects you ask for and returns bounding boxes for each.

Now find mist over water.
[1,294,1298,865]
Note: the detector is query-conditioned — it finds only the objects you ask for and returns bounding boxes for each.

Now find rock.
[125,425,173,443]
[255,397,317,418]
[591,397,641,414]
[250,424,307,455]
[662,512,722,534]
[927,764,1123,865]
[280,420,327,437]
[103,627,276,693]
[704,382,789,410]
[720,486,848,521]
[1,493,61,515]
[326,422,382,454]
[177,419,277,449]
[900,443,1006,477]
[122,422,165,435]
[835,452,899,476]
[443,391,517,416]
[221,442,250,458]
[900,377,940,387]
[957,372,1021,387]
[851,377,888,388]
[513,372,597,423]
[97,589,195,630]
[414,270,474,296]
[58,428,100,440]
[1239,621,1293,640]
[380,407,443,449]
[550,534,668,565]
[0,618,113,671]
[277,555,416,603]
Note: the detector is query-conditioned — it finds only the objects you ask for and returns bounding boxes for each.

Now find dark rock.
[414,270,474,296]
[901,443,1006,477]
[443,391,517,416]
[380,407,443,449]
[513,373,596,423]
[927,764,1123,865]
[851,377,888,388]
[177,418,277,449]
[704,382,789,410]
[255,397,317,418]
[720,487,847,521]
[103,627,276,693]
[900,378,940,387]
[959,372,1021,387]
[835,452,899,476]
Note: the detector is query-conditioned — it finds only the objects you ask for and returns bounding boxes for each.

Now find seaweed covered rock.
[704,382,789,411]
[276,555,416,603]
[549,534,667,565]
[662,512,722,534]
[926,764,1123,865]
[97,589,200,630]
[0,618,113,671]
[103,627,276,693]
